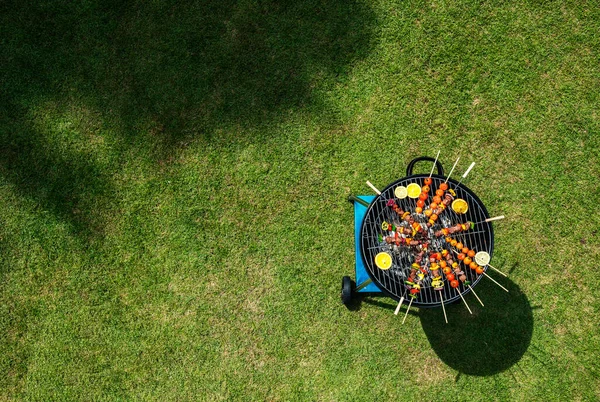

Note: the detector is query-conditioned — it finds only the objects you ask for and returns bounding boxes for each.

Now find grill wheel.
[341,276,355,306]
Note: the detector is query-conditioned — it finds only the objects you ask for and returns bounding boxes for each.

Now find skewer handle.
[462,162,476,178]
[440,292,448,324]
[457,289,473,314]
[485,215,505,222]
[402,297,414,324]
[468,285,484,307]
[394,297,404,315]
[428,150,441,178]
[487,263,508,277]
[483,272,509,292]
[444,157,460,183]
[366,180,381,195]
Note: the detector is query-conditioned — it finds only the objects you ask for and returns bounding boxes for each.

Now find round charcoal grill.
[359,157,494,307]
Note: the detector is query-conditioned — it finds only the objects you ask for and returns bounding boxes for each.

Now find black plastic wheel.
[341,276,355,306]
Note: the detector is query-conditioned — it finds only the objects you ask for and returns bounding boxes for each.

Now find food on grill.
[375,252,392,270]
[443,238,509,291]
[434,222,473,237]
[389,203,406,218]
[388,176,496,302]
[475,251,491,266]
[451,198,468,214]
[431,276,444,290]
[406,183,421,198]
[361,155,505,323]
[442,193,454,207]
[394,186,408,199]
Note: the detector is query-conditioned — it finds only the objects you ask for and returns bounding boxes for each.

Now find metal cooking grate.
[359,174,494,307]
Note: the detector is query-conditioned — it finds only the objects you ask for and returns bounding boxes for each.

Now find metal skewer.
[468,285,484,306]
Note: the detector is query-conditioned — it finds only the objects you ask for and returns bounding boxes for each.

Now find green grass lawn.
[1,0,599,400]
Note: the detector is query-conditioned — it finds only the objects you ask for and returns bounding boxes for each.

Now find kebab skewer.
[431,251,473,314]
[446,239,509,292]
[402,261,426,323]
[453,240,508,277]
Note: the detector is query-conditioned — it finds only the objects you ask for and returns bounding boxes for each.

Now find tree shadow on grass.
[0,0,377,238]
[2,0,376,143]
[420,278,533,376]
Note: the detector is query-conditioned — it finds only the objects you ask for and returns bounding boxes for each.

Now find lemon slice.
[406,183,421,199]
[452,198,468,214]
[394,186,408,199]
[375,252,392,270]
[474,251,490,266]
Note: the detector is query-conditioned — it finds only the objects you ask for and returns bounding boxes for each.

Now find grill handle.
[406,156,444,177]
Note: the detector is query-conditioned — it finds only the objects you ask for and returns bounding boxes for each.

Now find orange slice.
[451,198,468,214]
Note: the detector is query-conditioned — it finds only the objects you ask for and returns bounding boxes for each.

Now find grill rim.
[359,173,495,307]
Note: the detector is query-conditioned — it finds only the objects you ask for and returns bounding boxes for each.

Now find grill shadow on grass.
[419,278,533,376]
